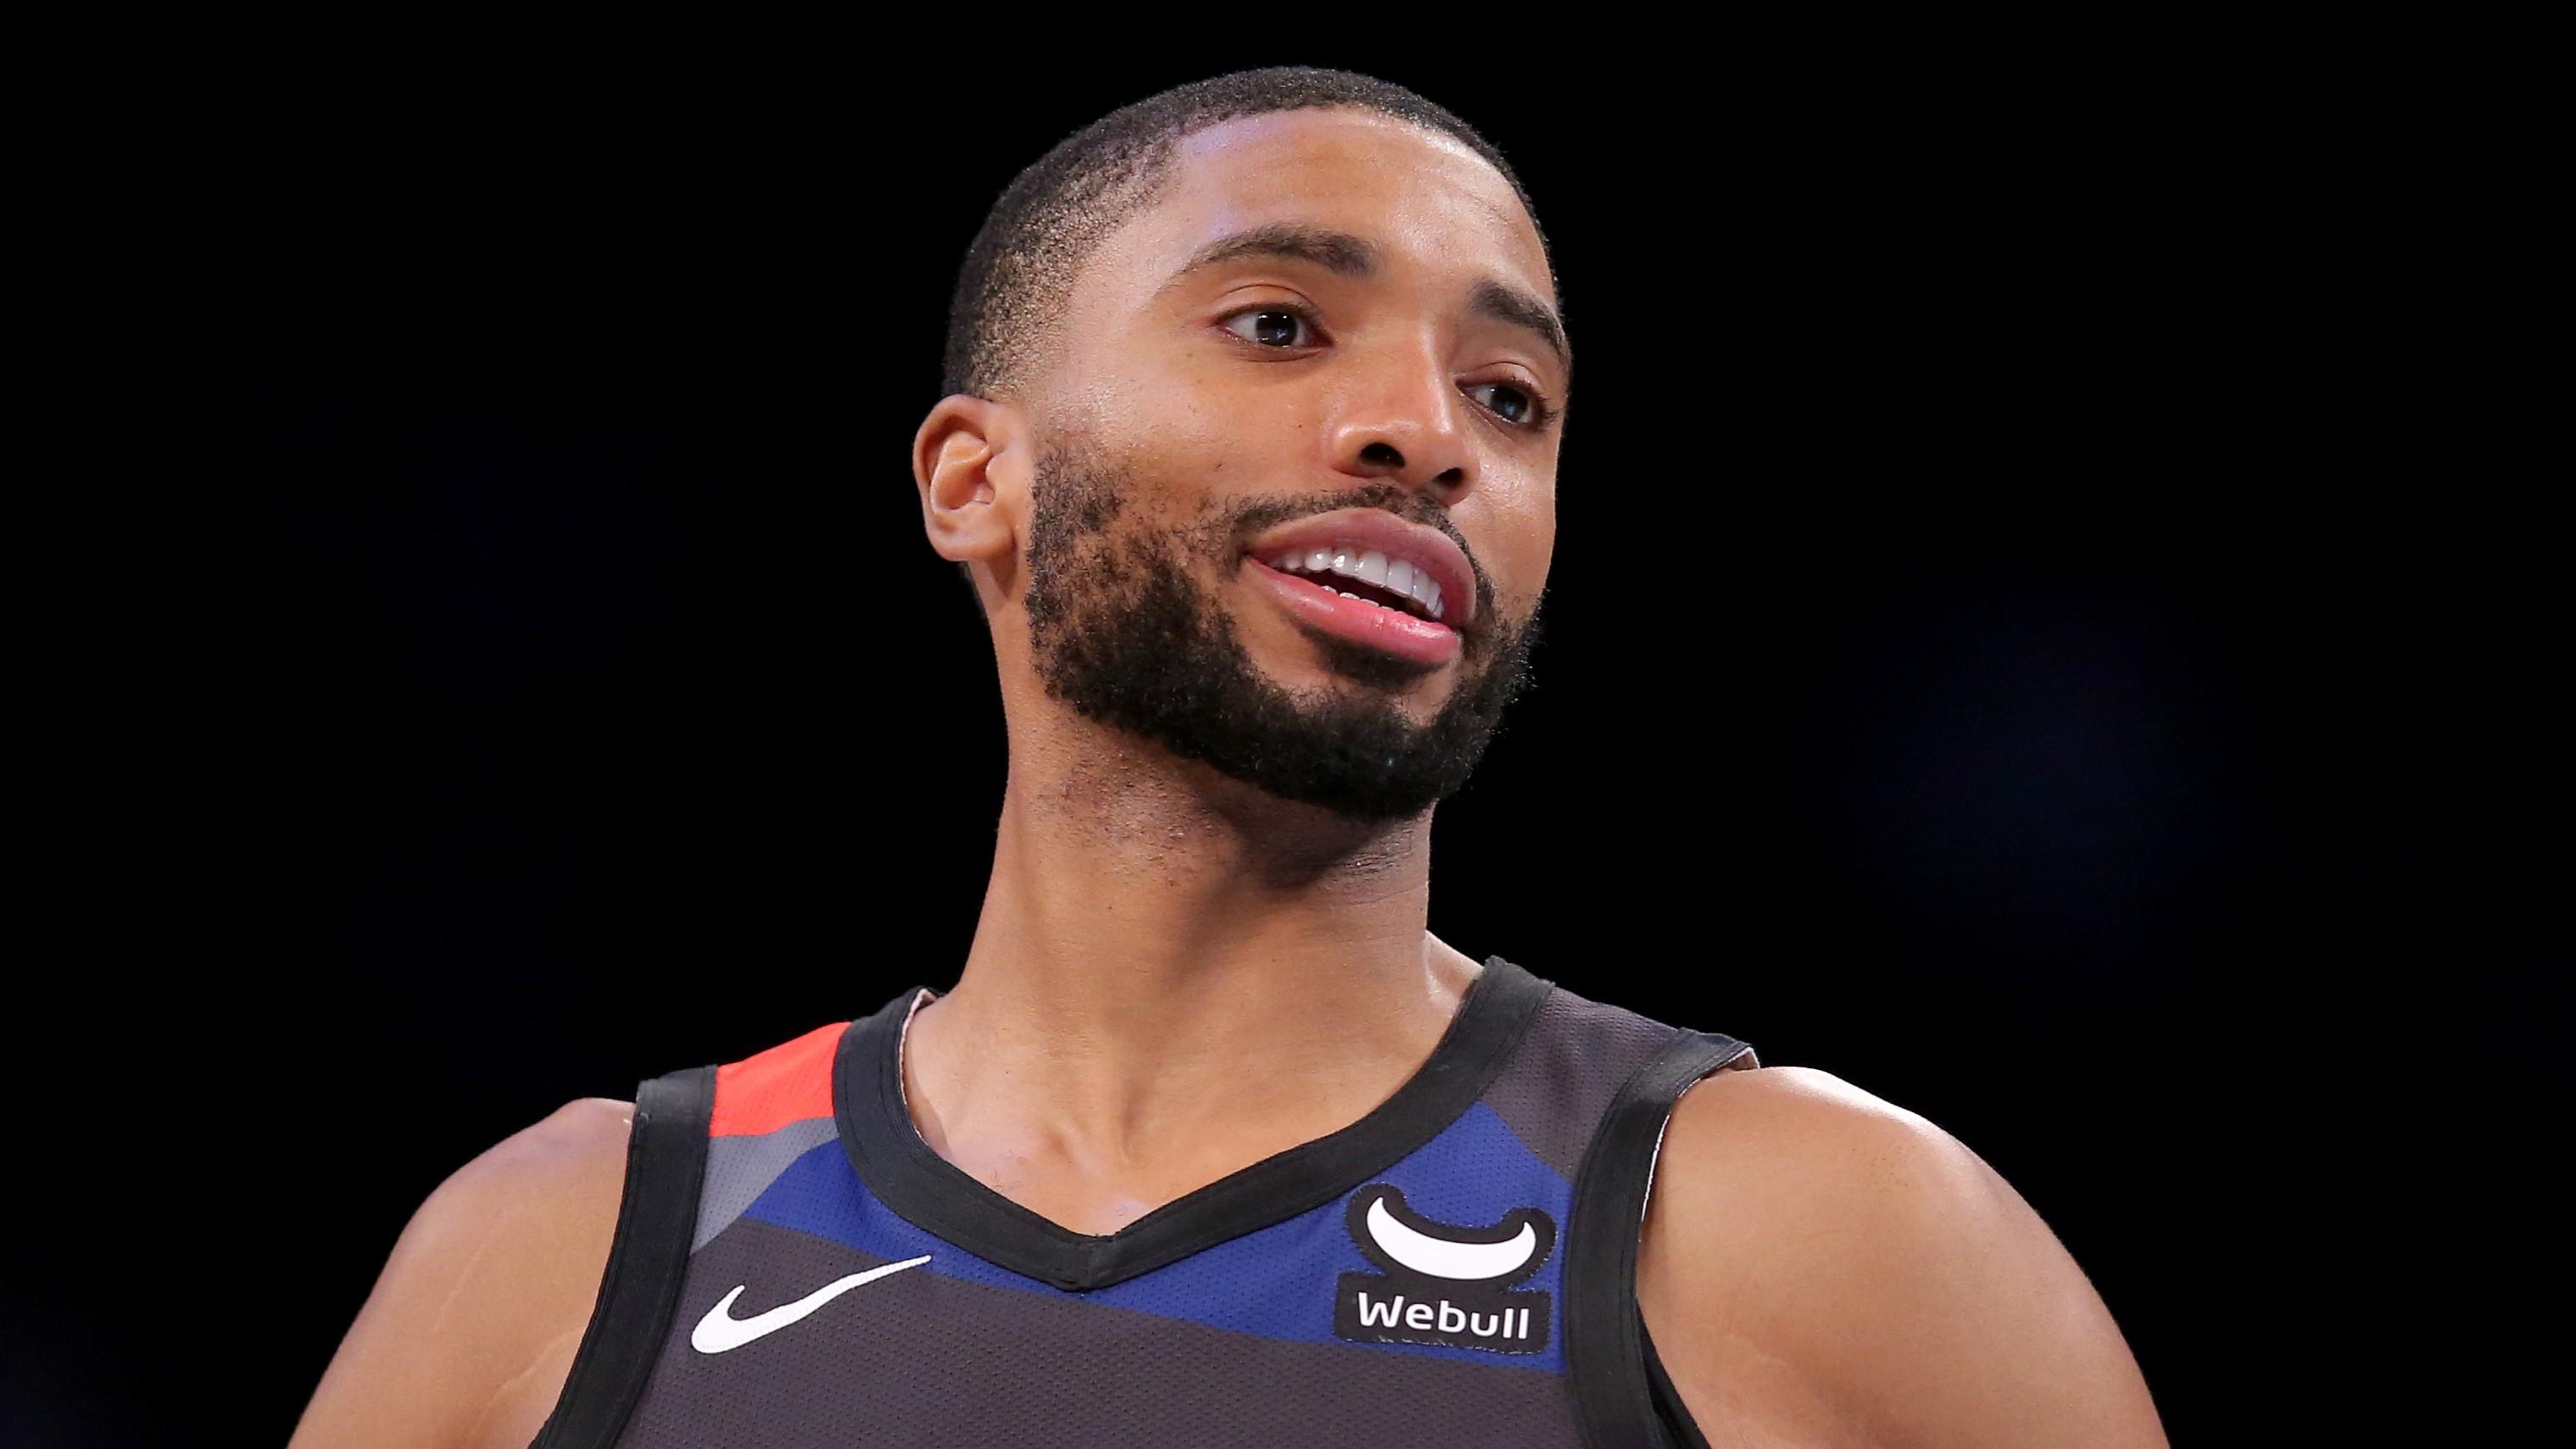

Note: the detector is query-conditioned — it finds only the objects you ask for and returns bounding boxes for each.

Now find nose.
[1326,350,1475,505]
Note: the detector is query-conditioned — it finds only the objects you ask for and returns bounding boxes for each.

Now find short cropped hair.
[941,66,1548,404]
[937,68,1548,616]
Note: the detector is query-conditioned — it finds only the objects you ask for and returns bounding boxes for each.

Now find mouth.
[1240,510,1474,670]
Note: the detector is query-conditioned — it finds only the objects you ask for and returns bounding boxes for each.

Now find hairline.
[973,100,1553,406]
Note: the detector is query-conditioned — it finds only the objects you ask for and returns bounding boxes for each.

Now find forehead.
[1089,108,1554,311]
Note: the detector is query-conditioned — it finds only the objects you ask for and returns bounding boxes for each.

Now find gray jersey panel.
[693,1117,839,1251]
[1478,984,1685,1179]
[621,1217,1587,1449]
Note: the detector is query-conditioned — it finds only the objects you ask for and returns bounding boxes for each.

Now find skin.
[291,109,2167,1448]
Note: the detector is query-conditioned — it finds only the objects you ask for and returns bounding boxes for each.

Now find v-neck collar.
[833,956,1552,1292]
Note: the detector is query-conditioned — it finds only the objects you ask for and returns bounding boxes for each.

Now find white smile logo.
[689,1255,933,1354]
[1362,1193,1542,1280]
[1335,1185,1557,1356]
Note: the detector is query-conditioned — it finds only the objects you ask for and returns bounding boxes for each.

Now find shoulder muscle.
[1637,1066,2167,1448]
[288,1097,634,1449]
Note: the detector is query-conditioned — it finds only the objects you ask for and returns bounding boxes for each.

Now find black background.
[22,41,2559,1448]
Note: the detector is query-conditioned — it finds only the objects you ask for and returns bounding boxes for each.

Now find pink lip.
[1243,557,1463,668]
[1242,509,1476,632]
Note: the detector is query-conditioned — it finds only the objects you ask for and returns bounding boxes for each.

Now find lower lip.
[1245,558,1462,668]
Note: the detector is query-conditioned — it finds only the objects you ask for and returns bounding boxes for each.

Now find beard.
[1021,442,1541,824]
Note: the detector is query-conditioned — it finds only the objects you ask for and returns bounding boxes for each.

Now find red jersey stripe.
[708,1020,846,1138]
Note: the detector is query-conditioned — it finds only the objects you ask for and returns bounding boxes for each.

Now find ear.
[912,393,1032,607]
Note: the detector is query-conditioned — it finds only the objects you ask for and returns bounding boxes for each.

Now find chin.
[1265,636,1455,703]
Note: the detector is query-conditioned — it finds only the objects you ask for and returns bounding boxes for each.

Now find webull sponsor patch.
[1331,1184,1556,1356]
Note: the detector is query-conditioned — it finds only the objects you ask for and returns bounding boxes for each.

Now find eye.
[1219,304,1319,348]
[1467,380,1551,430]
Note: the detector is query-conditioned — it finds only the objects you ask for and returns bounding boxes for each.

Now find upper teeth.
[1269,546,1445,620]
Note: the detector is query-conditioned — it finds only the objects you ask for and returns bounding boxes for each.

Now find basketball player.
[291,68,2167,1447]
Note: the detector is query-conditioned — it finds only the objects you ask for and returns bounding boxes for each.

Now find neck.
[901,723,1481,1231]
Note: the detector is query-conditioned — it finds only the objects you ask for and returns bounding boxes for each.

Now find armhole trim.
[1562,1031,1754,1449]
[528,1064,715,1449]
[1643,1322,1715,1449]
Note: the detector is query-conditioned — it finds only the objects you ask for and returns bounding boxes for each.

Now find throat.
[898,945,1488,1235]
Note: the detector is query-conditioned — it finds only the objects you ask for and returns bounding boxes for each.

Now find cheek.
[1043,399,1233,536]
[1476,477,1558,617]
[1079,366,1280,509]
[1163,367,1320,476]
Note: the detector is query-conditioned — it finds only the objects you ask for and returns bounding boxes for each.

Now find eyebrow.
[1167,222,1571,376]
[1466,277,1571,380]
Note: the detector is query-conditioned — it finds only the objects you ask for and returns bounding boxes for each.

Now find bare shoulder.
[1636,1066,2168,1449]
[1662,1061,1939,1164]
[288,1097,636,1449]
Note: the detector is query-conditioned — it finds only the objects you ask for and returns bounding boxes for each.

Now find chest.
[617,1132,1592,1447]
[532,969,1762,1448]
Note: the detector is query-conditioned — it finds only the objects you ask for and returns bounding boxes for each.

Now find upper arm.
[1637,1067,2168,1449]
[288,1097,634,1449]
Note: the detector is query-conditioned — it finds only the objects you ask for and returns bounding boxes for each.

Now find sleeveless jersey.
[530,957,1758,1447]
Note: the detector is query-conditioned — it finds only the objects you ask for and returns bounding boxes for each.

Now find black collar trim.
[834,956,1551,1292]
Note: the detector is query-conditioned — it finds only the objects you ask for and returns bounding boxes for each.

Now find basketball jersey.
[529,957,1758,1447]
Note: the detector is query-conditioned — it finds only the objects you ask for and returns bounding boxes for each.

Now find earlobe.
[912,394,1026,585]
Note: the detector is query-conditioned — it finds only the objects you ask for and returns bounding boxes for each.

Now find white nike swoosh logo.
[689,1254,934,1353]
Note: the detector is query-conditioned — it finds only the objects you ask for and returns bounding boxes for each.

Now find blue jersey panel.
[738,1101,1574,1373]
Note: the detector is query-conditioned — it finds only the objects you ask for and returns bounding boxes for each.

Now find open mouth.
[1243,551,1462,670]
[1239,509,1476,671]
[1260,544,1447,622]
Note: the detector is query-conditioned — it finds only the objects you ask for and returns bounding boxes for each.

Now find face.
[1006,109,1565,822]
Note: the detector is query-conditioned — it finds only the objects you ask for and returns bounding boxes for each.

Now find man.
[292,67,2167,1447]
